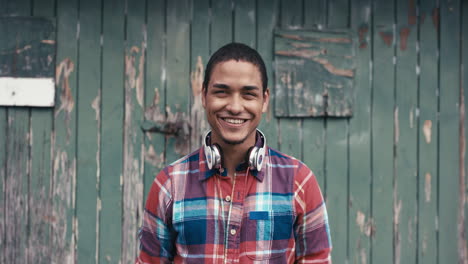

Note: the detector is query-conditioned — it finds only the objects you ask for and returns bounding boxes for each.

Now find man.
[137,43,332,263]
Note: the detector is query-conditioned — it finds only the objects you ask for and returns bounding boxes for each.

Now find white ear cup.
[203,130,266,171]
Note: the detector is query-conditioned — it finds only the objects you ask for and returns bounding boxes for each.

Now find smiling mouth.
[221,118,247,124]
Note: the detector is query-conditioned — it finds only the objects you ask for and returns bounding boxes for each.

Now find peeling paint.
[145,145,164,167]
[423,120,432,143]
[399,27,411,51]
[409,107,414,128]
[359,25,369,49]
[408,0,417,25]
[425,173,432,202]
[360,248,367,264]
[379,31,393,47]
[458,73,467,264]
[356,211,375,237]
[55,58,75,117]
[190,56,208,151]
[432,8,439,31]
[394,199,402,264]
[395,107,399,144]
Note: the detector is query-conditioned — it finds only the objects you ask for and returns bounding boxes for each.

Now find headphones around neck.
[203,130,266,172]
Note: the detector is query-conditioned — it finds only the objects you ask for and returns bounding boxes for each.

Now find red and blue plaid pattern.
[137,143,332,264]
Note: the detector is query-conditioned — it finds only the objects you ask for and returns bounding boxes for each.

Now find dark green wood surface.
[439,0,461,263]
[75,0,101,262]
[418,1,438,263]
[0,0,466,263]
[122,0,146,262]
[371,0,395,262]
[52,0,78,262]
[100,0,125,262]
[395,0,418,262]
[28,0,54,263]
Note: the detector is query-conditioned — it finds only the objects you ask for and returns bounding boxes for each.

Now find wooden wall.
[0,0,467,263]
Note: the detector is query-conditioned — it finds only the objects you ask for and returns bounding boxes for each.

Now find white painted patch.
[0,77,55,107]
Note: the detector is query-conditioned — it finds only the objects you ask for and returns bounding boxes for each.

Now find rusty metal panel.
[274,28,355,117]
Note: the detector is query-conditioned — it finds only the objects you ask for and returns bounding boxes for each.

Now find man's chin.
[221,137,246,145]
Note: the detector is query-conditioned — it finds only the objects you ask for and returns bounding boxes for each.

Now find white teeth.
[224,118,245,124]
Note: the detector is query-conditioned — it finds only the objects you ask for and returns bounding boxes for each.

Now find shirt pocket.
[241,210,295,261]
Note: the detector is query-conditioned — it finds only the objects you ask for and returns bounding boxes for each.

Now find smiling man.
[137,43,332,264]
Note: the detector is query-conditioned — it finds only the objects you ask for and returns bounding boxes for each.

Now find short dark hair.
[203,42,268,93]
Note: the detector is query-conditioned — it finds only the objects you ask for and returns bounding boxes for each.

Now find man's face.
[202,60,269,147]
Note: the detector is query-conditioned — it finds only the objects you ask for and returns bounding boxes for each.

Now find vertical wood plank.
[52,0,78,262]
[165,0,191,163]
[418,2,439,263]
[234,0,255,47]
[211,0,233,52]
[257,0,279,150]
[302,0,326,190]
[326,1,350,263]
[122,0,146,262]
[372,0,395,262]
[75,0,102,262]
[278,0,302,159]
[4,0,31,262]
[0,4,6,261]
[394,0,418,263]
[189,0,210,152]
[463,0,468,260]
[349,1,372,263]
[145,0,166,201]
[439,0,461,263]
[100,0,124,262]
[29,0,55,263]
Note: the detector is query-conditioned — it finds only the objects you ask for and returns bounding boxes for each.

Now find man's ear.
[262,88,270,113]
[202,87,207,108]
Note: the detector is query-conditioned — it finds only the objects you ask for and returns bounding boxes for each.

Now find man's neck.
[219,143,250,177]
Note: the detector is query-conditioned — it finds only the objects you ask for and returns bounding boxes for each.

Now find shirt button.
[225,195,231,202]
[230,229,236,235]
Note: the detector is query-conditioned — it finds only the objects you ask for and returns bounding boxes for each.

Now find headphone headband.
[202,130,266,171]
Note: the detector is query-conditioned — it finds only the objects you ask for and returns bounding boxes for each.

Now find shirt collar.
[198,130,266,182]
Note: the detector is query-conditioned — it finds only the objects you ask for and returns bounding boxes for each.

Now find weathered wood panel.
[325,0,350,263]
[279,0,302,159]
[52,0,78,262]
[122,0,146,262]
[144,0,166,202]
[75,0,101,262]
[439,0,461,263]
[417,2,439,263]
[100,0,125,263]
[394,0,418,263]
[257,0,279,150]
[28,0,55,263]
[371,0,395,262]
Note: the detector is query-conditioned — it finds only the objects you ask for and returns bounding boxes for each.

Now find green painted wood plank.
[145,0,166,200]
[325,1,350,263]
[189,0,210,152]
[348,0,372,263]
[394,0,418,263]
[257,0,279,150]
[234,0,255,47]
[28,0,55,262]
[122,0,146,262]
[3,1,31,263]
[52,0,78,262]
[278,0,302,159]
[211,0,232,52]
[302,0,326,189]
[463,0,468,260]
[100,0,125,263]
[304,0,327,29]
[417,2,439,263]
[75,0,102,262]
[439,0,461,263]
[0,108,5,264]
[371,0,395,263]
[165,0,191,164]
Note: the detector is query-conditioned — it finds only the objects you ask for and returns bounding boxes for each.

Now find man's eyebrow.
[242,85,260,91]
[212,83,229,89]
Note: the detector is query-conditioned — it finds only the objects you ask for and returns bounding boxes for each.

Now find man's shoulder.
[267,146,302,165]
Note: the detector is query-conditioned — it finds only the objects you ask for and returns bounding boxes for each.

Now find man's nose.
[226,95,243,114]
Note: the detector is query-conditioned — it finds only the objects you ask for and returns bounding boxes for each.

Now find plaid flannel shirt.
[137,139,332,264]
